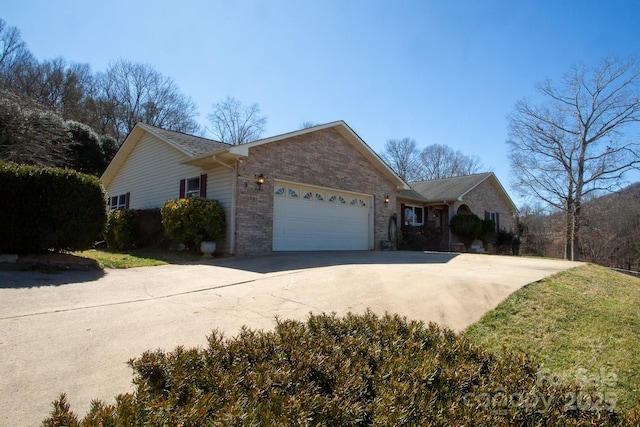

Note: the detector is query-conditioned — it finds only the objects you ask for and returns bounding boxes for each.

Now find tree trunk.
[572,201,581,261]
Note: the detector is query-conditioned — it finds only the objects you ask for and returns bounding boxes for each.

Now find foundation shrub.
[133,208,168,248]
[480,219,496,251]
[495,228,522,255]
[450,213,482,251]
[105,209,138,251]
[0,162,106,253]
[161,197,225,249]
[43,311,637,426]
[105,208,167,251]
[400,223,444,251]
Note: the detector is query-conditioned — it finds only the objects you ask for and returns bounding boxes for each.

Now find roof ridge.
[409,171,492,185]
[138,123,228,145]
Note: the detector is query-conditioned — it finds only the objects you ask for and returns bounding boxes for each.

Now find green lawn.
[465,264,640,409]
[75,248,205,269]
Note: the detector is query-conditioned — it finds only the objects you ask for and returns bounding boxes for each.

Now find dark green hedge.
[105,208,169,251]
[450,213,482,251]
[105,209,138,251]
[0,162,107,253]
[43,311,638,426]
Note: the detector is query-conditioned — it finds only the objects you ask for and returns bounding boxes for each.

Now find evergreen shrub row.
[43,311,638,426]
[105,208,168,251]
[0,162,106,253]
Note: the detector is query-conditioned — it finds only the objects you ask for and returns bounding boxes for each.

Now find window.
[485,211,500,230]
[288,188,299,198]
[186,177,200,198]
[180,174,207,198]
[109,193,129,210]
[404,205,424,226]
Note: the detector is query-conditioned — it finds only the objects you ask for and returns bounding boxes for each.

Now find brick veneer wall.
[455,178,514,231]
[234,128,398,255]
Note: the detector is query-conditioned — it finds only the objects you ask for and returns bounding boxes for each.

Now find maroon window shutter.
[125,192,131,209]
[400,203,406,226]
[200,174,207,197]
[484,210,489,220]
[179,179,186,198]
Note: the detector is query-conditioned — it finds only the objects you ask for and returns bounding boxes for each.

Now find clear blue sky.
[3,1,640,205]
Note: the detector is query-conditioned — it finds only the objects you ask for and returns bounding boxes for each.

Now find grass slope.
[465,264,640,409]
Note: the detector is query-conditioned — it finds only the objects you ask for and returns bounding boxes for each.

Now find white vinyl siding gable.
[106,134,202,209]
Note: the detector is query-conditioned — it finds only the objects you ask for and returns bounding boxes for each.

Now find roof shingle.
[407,173,494,202]
[138,123,229,156]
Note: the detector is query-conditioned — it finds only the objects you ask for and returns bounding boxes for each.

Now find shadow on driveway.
[205,250,459,274]
[0,253,105,288]
[0,268,105,288]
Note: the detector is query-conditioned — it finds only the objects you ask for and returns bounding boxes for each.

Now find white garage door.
[273,180,373,251]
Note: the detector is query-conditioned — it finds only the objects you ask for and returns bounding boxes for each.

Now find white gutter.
[211,155,234,170]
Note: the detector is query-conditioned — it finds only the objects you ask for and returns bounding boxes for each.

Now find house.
[397,173,518,251]
[101,121,409,255]
[101,121,516,255]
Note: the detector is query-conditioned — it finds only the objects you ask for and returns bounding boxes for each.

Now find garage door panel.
[273,181,372,251]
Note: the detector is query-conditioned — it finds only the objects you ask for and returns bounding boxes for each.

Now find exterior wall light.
[384,195,390,204]
[255,173,265,190]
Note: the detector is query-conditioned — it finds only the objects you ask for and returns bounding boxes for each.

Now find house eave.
[181,149,246,168]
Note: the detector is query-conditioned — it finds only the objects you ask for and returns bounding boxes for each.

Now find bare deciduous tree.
[580,184,640,270]
[0,18,31,77]
[97,59,200,142]
[380,137,420,182]
[417,144,484,180]
[299,121,319,129]
[507,57,640,260]
[208,96,267,145]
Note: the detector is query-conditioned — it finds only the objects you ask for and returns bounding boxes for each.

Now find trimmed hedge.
[105,208,169,251]
[450,213,482,251]
[43,311,638,426]
[105,209,138,251]
[161,197,225,248]
[0,162,107,253]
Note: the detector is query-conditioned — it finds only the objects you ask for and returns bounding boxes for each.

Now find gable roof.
[102,121,410,191]
[405,172,517,211]
[137,123,229,156]
[185,120,411,190]
[101,123,229,187]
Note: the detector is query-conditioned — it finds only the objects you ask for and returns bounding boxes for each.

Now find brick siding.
[234,128,397,254]
[454,179,514,231]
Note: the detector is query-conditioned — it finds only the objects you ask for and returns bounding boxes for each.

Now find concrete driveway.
[0,251,580,426]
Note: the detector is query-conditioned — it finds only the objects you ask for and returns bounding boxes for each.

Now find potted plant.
[161,197,225,256]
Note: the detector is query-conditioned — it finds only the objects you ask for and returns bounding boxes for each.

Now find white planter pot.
[200,241,216,257]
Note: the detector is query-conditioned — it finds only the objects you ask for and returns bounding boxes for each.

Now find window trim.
[109,192,130,210]
[403,204,424,226]
[484,210,500,230]
[185,176,201,198]
[180,174,207,198]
